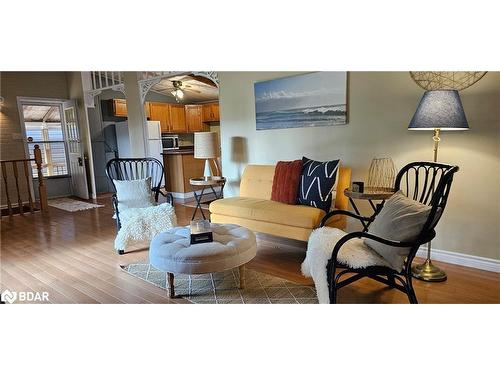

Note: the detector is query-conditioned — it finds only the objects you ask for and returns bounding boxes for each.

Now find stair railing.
[1,144,48,217]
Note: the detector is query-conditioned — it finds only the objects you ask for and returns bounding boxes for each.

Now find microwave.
[162,135,179,150]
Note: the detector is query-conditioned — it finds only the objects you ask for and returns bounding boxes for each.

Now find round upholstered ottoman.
[149,223,257,297]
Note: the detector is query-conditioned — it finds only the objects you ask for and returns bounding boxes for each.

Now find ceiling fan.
[169,79,202,102]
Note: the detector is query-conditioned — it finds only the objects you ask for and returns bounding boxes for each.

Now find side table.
[189,176,226,220]
[343,188,395,230]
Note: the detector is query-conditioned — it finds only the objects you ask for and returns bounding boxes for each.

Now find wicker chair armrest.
[330,230,436,263]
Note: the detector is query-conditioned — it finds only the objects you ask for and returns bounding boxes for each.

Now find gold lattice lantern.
[367,158,396,192]
[409,72,487,91]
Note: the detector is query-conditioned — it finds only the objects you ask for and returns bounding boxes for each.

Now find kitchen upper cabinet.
[169,104,187,133]
[111,99,151,119]
[148,102,171,132]
[185,105,206,132]
[113,99,128,117]
[202,102,220,122]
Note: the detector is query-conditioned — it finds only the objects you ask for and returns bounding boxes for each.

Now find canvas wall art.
[254,72,348,130]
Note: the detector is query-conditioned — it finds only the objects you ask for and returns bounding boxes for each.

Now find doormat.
[48,197,104,212]
[121,263,318,304]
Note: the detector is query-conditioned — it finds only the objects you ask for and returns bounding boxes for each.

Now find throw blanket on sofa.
[301,227,390,303]
[115,203,177,251]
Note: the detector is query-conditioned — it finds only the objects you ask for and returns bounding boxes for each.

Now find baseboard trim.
[417,247,500,273]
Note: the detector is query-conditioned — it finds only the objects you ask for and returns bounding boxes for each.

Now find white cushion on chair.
[115,203,177,251]
[114,177,155,212]
[365,191,431,271]
[302,227,391,304]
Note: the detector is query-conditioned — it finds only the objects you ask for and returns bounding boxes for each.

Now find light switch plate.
[12,133,24,140]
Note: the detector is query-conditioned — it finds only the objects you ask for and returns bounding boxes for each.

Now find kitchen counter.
[162,150,205,194]
[161,148,194,155]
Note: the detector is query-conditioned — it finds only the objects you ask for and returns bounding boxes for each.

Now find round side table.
[189,176,226,220]
[343,188,395,230]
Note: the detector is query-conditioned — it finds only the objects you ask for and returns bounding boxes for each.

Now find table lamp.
[194,132,220,180]
[409,89,469,281]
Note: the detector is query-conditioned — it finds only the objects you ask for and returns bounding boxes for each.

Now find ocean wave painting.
[254,72,348,130]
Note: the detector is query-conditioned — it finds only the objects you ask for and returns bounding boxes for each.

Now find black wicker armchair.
[105,158,173,254]
[321,161,459,304]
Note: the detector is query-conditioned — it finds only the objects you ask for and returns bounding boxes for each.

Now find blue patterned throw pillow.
[298,157,340,212]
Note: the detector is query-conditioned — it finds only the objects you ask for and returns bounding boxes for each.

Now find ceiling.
[22,105,61,123]
[152,74,219,103]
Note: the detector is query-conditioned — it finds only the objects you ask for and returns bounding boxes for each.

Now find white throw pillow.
[113,177,155,212]
[364,191,431,271]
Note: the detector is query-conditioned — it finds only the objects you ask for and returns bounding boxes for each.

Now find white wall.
[218,71,500,260]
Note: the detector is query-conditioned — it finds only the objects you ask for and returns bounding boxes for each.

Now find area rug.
[121,262,318,304]
[48,198,104,212]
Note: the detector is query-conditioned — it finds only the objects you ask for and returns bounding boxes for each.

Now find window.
[23,104,69,178]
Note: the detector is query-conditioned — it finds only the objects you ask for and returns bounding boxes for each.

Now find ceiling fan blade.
[185,88,202,94]
[188,75,218,87]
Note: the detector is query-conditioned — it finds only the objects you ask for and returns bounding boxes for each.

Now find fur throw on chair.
[114,203,177,251]
[301,227,391,303]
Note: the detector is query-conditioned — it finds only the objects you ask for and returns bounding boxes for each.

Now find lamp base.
[412,259,447,282]
[203,159,212,180]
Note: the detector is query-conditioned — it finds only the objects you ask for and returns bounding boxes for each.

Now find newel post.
[34,145,48,211]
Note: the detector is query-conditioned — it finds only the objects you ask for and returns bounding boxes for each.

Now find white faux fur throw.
[301,227,391,304]
[115,203,177,251]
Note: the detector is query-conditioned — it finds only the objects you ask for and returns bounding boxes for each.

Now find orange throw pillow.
[271,160,303,205]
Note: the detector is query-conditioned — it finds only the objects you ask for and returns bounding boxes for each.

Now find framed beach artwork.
[254,72,348,130]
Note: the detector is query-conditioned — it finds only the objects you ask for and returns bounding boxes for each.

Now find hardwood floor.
[1,196,499,303]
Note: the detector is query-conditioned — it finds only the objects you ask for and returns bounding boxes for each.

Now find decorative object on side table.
[190,219,213,244]
[408,89,469,282]
[351,181,364,193]
[367,157,397,191]
[194,131,220,179]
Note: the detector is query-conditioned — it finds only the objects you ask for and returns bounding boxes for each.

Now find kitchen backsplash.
[178,133,194,147]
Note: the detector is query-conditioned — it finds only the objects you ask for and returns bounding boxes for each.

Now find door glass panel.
[23,104,69,178]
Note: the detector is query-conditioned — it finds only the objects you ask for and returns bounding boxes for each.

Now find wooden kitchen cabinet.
[185,105,207,132]
[111,99,152,119]
[149,102,171,132]
[202,102,220,122]
[169,104,187,133]
[113,99,128,117]
[163,153,206,193]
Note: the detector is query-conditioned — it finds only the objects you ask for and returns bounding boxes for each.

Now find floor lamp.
[408,90,469,282]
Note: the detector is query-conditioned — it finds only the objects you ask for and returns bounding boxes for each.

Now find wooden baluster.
[12,161,24,214]
[1,162,13,217]
[23,160,35,213]
[34,145,48,211]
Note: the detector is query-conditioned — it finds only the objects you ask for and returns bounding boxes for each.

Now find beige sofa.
[209,164,351,241]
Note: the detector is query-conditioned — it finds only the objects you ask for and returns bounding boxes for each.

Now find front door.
[63,100,89,199]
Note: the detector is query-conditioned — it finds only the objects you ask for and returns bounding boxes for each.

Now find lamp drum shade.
[194,132,220,159]
[409,90,469,131]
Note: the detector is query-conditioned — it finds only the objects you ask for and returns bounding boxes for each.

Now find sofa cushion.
[271,160,303,204]
[209,196,326,229]
[298,157,340,212]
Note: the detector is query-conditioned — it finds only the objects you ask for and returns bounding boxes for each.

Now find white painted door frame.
[17,97,71,199]
[17,96,90,199]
